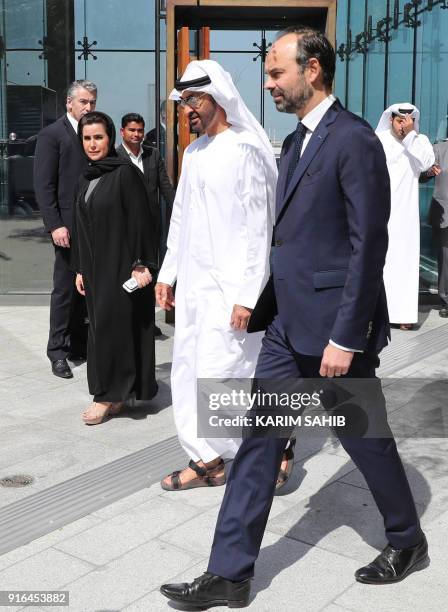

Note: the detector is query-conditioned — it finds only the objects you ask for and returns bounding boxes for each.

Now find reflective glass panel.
[211,30,262,52]
[364,0,388,128]
[75,0,155,50]
[387,18,413,104]
[334,0,348,104]
[76,51,156,134]
[4,0,45,49]
[346,0,365,117]
[6,51,47,87]
[415,5,448,287]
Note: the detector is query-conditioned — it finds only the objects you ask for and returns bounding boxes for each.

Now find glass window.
[346,0,365,117]
[6,51,47,87]
[75,0,155,50]
[0,220,53,293]
[334,0,349,104]
[415,8,448,143]
[76,51,156,133]
[387,17,414,104]
[415,5,448,288]
[211,30,262,52]
[4,0,45,49]
[364,0,388,128]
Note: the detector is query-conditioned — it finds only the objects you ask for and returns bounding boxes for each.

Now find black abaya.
[72,162,159,402]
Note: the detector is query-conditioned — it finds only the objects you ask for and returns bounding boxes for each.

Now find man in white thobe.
[156,60,277,490]
[376,103,434,328]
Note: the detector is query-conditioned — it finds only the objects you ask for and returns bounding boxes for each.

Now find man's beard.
[273,74,313,114]
[189,112,203,133]
[391,124,405,141]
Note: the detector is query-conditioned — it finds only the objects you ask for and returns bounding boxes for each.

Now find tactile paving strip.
[379,323,448,376]
[0,435,187,556]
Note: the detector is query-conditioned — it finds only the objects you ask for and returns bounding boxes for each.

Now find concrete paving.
[0,300,447,611]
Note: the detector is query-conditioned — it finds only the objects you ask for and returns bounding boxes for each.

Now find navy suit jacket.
[248,99,391,356]
[34,115,86,234]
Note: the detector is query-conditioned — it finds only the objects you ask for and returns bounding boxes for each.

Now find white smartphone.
[122,277,140,293]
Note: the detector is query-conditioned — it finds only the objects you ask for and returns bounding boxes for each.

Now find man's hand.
[75,273,85,296]
[155,282,175,310]
[400,114,415,139]
[51,226,70,248]
[427,164,442,177]
[230,304,252,331]
[132,266,152,288]
[320,344,354,378]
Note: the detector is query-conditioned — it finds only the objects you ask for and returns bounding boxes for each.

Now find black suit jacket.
[34,115,85,233]
[116,144,175,209]
[249,99,390,356]
[143,126,166,159]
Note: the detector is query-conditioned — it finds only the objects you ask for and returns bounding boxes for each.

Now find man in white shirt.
[117,113,174,223]
[118,113,145,172]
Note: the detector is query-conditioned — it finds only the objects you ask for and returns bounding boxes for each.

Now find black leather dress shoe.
[355,534,429,584]
[439,307,448,318]
[51,359,73,379]
[154,325,163,337]
[160,572,250,609]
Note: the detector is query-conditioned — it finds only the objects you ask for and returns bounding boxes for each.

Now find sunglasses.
[178,93,206,109]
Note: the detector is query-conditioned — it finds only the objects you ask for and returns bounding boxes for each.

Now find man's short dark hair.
[121,113,145,128]
[276,27,335,88]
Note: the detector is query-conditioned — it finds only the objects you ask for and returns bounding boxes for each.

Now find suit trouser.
[207,316,422,581]
[47,245,87,361]
[433,227,448,306]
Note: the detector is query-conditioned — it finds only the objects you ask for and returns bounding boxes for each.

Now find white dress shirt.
[66,113,78,134]
[300,93,336,154]
[122,142,144,173]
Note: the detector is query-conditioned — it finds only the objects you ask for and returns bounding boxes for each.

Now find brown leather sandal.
[276,438,296,490]
[161,458,226,491]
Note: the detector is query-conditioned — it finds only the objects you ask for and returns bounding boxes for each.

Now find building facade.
[0,0,447,293]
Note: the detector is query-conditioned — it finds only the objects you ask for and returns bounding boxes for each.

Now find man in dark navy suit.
[160,28,428,608]
[34,80,97,378]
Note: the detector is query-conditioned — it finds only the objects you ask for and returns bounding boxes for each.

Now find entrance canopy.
[175,6,328,31]
[165,0,336,180]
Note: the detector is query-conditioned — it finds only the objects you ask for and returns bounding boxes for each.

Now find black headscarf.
[78,111,130,179]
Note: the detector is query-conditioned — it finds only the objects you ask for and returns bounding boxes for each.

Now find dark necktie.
[286,121,307,189]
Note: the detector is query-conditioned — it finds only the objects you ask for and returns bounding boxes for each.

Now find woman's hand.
[76,273,85,296]
[132,266,152,288]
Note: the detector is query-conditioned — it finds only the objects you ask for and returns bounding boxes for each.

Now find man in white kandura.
[155,60,278,490]
[376,103,434,330]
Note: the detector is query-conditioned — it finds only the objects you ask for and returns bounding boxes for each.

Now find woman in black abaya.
[72,111,159,424]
